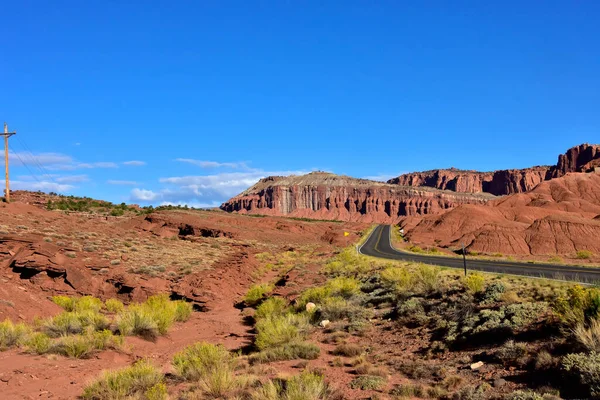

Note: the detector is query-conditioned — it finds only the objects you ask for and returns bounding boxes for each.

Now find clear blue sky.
[2,1,599,206]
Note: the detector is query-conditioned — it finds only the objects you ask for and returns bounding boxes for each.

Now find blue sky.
[1,1,599,207]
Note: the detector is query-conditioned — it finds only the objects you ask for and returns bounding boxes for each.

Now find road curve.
[359,225,600,283]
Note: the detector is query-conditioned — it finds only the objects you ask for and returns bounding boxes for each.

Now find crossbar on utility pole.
[2,123,16,203]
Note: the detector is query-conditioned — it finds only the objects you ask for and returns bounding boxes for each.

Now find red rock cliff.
[221,172,495,223]
[389,144,600,195]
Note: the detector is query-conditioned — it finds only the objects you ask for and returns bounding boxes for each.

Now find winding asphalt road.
[359,225,600,283]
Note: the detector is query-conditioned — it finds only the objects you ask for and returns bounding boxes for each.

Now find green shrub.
[463,273,485,294]
[285,371,328,400]
[43,312,84,337]
[74,296,103,313]
[563,352,600,396]
[326,277,361,299]
[116,305,159,340]
[249,341,320,364]
[117,294,190,339]
[52,295,76,311]
[408,245,424,253]
[198,364,237,397]
[481,282,507,304]
[144,383,168,400]
[297,286,332,309]
[574,318,600,352]
[390,384,426,397]
[172,342,234,381]
[319,297,370,322]
[505,390,545,400]
[54,335,96,358]
[380,267,413,291]
[349,375,386,390]
[255,314,310,350]
[255,297,289,320]
[251,380,280,400]
[414,264,441,293]
[82,360,163,399]
[577,250,594,260]
[174,300,193,322]
[245,283,274,306]
[495,340,528,366]
[553,285,600,326]
[76,310,110,331]
[105,298,125,313]
[25,332,52,354]
[332,343,362,357]
[0,319,30,350]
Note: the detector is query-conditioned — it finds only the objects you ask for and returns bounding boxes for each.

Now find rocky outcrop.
[389,144,600,195]
[221,172,495,223]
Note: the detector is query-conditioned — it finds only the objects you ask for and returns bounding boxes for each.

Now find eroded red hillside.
[403,172,600,257]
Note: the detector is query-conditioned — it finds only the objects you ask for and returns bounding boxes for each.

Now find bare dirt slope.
[0,199,366,399]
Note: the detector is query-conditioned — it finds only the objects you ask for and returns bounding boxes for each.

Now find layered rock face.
[221,172,495,223]
[389,144,600,195]
[404,173,600,256]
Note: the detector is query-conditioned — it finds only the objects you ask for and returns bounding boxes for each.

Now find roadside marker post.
[462,242,467,276]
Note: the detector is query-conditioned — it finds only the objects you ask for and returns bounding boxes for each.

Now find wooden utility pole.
[2,123,16,203]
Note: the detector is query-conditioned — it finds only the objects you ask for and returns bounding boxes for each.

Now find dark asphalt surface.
[359,225,600,283]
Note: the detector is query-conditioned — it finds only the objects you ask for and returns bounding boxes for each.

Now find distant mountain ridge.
[388,143,600,195]
[221,171,494,223]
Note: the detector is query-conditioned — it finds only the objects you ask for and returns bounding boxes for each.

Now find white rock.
[319,319,330,328]
[470,361,484,370]
[305,302,316,312]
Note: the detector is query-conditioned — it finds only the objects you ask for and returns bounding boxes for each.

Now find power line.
[9,147,43,184]
[13,134,60,186]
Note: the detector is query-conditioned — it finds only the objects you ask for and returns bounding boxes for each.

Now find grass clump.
[173,342,234,381]
[105,298,125,313]
[117,305,160,340]
[574,318,600,352]
[52,295,76,311]
[256,314,310,350]
[332,343,363,357]
[576,250,594,260]
[117,294,193,340]
[249,342,320,364]
[562,352,600,397]
[255,297,290,320]
[25,332,52,354]
[0,319,30,350]
[245,283,275,307]
[173,342,239,397]
[326,277,361,299]
[349,375,386,390]
[82,360,164,400]
[463,273,485,294]
[414,264,441,293]
[285,371,328,400]
[380,267,412,290]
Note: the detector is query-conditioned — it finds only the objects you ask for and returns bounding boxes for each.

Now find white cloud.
[55,175,89,183]
[130,169,308,205]
[123,161,146,166]
[160,201,222,209]
[7,152,73,167]
[362,172,407,182]
[11,180,74,193]
[175,158,248,169]
[108,180,138,186]
[2,151,119,171]
[130,188,159,201]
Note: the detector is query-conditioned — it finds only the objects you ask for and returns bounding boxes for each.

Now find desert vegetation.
[0,294,192,359]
